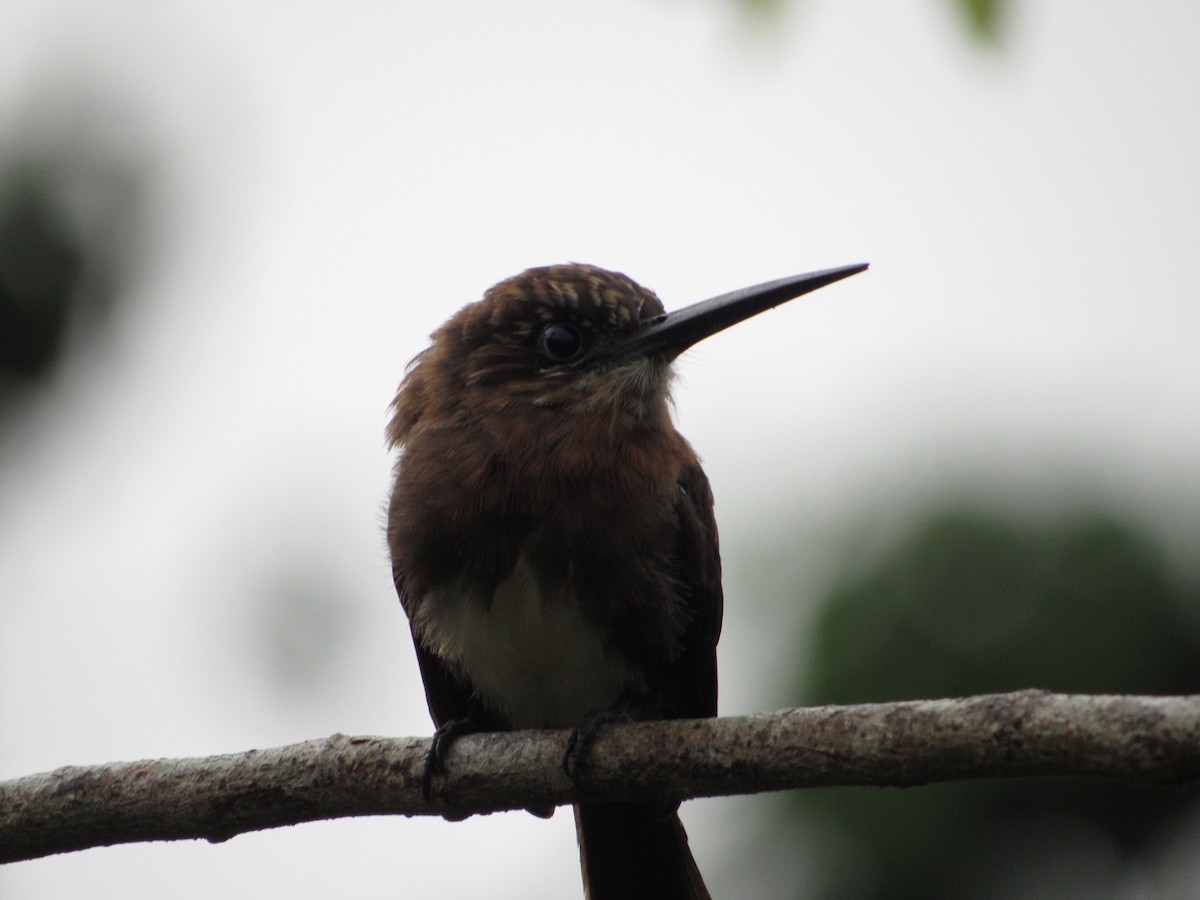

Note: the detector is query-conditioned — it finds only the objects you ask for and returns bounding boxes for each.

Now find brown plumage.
[386,261,866,898]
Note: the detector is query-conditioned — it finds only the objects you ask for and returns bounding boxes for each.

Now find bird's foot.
[422,710,486,801]
[563,702,636,793]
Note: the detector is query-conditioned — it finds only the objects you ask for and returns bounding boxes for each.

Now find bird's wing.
[667,461,723,720]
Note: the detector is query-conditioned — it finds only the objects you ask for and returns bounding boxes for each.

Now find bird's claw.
[563,705,634,793]
[422,712,484,801]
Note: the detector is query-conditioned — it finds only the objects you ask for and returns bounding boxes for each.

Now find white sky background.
[1,1,1198,897]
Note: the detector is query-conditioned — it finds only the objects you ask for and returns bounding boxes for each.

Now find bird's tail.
[574,803,710,900]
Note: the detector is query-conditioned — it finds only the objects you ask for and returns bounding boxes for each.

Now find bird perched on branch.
[386,261,866,899]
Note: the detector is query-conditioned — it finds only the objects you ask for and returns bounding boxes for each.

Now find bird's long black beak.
[612,262,868,362]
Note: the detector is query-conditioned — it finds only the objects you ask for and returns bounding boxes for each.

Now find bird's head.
[387,262,867,451]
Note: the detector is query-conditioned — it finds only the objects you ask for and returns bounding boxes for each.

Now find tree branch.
[3,690,1198,864]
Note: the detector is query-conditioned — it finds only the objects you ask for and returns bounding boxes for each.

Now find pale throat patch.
[415,553,640,729]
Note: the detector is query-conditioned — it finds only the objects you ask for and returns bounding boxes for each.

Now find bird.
[386,261,867,899]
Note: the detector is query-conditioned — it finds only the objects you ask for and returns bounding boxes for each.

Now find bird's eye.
[537,323,586,364]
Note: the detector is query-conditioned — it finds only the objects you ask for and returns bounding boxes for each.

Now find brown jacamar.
[386,261,867,899]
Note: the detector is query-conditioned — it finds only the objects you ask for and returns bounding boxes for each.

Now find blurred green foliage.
[0,103,150,425]
[0,168,88,381]
[789,508,1200,899]
[956,0,1004,42]
[731,0,1006,42]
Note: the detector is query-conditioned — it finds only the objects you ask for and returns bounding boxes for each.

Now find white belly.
[415,554,639,728]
